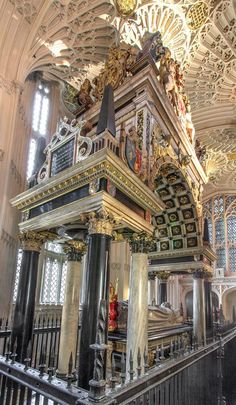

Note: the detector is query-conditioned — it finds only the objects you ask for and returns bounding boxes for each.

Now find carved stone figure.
[195,139,207,165]
[159,49,179,114]
[138,31,167,62]
[74,78,93,110]
[125,126,142,174]
[184,99,195,143]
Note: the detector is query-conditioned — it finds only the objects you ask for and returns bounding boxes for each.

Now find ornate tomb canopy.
[7,0,234,195]
[12,30,211,262]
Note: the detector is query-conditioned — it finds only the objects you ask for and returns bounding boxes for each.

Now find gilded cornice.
[10,148,164,215]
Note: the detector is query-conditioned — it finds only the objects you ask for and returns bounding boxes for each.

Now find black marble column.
[205,277,213,342]
[159,280,167,304]
[157,272,170,305]
[78,227,112,389]
[11,232,45,362]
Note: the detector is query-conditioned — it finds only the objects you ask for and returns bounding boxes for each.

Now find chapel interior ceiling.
[8,0,236,194]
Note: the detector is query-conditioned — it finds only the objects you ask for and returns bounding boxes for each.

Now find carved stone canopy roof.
[5,0,236,196]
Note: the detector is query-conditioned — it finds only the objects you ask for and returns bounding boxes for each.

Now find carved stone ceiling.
[8,0,236,194]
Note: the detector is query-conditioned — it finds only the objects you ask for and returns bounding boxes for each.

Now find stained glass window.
[214,196,224,214]
[216,248,226,270]
[203,195,236,273]
[227,216,236,243]
[215,219,224,244]
[229,247,236,272]
[208,217,213,245]
[226,196,235,209]
[40,243,67,304]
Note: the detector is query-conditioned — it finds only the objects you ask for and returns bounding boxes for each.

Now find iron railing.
[0,327,235,404]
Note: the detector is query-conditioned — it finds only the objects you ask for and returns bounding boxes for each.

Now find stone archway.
[222,287,236,322]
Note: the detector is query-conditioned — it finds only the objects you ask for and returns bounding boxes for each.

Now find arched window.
[203,194,236,274]
[13,79,51,301]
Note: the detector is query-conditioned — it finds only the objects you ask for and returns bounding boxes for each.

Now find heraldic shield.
[125,137,142,174]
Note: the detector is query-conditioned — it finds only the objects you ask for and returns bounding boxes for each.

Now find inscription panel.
[50,138,75,176]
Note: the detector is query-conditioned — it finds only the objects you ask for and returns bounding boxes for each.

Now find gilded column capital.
[129,232,155,254]
[193,268,211,279]
[148,272,156,281]
[87,208,118,236]
[64,240,87,262]
[18,231,56,252]
[156,271,171,281]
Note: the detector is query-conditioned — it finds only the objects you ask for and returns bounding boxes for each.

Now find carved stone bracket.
[87,208,119,237]
[64,240,87,262]
[18,231,56,252]
[128,231,155,254]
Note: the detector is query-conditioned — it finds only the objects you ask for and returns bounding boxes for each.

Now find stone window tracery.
[203,194,236,273]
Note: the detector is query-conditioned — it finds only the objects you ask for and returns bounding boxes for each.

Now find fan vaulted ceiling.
[4,0,236,196]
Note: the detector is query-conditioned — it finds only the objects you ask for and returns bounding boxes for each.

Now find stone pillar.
[57,241,86,377]
[205,274,213,342]
[157,272,170,305]
[11,231,48,361]
[148,273,157,305]
[126,233,153,377]
[78,209,115,390]
[193,270,206,346]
